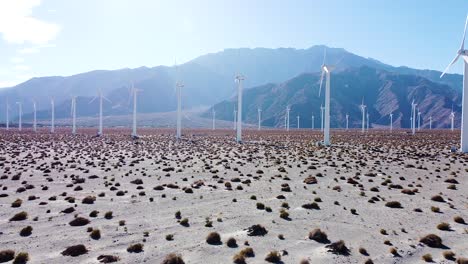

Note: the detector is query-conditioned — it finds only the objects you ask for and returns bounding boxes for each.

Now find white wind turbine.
[429,115,433,130]
[130,84,141,138]
[16,102,22,131]
[89,89,110,136]
[235,75,244,143]
[71,96,77,135]
[320,104,324,131]
[366,112,370,131]
[297,115,300,129]
[318,49,336,146]
[257,107,262,131]
[389,112,393,131]
[311,114,315,130]
[411,100,417,135]
[32,100,37,132]
[440,15,468,152]
[285,106,290,131]
[212,108,216,130]
[360,99,366,133]
[233,109,237,130]
[5,100,9,130]
[176,80,184,140]
[450,110,455,131]
[418,110,421,131]
[50,98,55,133]
[345,113,349,130]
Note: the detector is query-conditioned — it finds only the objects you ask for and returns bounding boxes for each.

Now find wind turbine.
[311,115,315,130]
[257,107,262,131]
[440,15,468,152]
[297,115,300,129]
[411,100,417,135]
[286,106,290,131]
[71,96,77,135]
[89,89,110,136]
[366,112,370,131]
[345,113,349,130]
[235,75,244,143]
[390,113,393,131]
[32,100,37,132]
[418,110,421,131]
[16,102,22,131]
[212,108,216,130]
[450,110,455,131]
[360,99,366,133]
[233,109,237,130]
[50,98,55,133]
[130,84,141,138]
[318,48,336,146]
[429,115,432,130]
[5,100,9,130]
[320,105,324,132]
[176,80,184,140]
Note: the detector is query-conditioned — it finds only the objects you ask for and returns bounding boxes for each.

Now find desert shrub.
[437,222,451,231]
[389,247,399,256]
[385,201,402,208]
[431,206,440,213]
[420,234,443,248]
[10,211,28,221]
[13,252,29,264]
[226,237,237,248]
[239,247,254,258]
[0,250,15,263]
[104,211,113,219]
[161,253,185,264]
[359,247,368,255]
[422,254,433,262]
[454,216,465,224]
[19,226,32,237]
[11,199,22,208]
[90,229,101,240]
[206,232,222,245]
[308,228,329,243]
[326,240,350,255]
[302,202,320,210]
[69,217,90,226]
[279,209,289,219]
[247,225,267,236]
[89,210,99,217]
[97,255,120,263]
[61,245,88,256]
[82,196,96,204]
[127,243,143,253]
[256,203,265,210]
[442,251,456,260]
[431,195,445,202]
[264,251,281,263]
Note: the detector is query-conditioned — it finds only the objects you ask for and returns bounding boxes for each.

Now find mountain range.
[0,45,463,128]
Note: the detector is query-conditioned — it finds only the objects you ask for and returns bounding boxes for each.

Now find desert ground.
[0,128,467,264]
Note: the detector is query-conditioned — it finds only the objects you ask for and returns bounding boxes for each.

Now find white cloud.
[13,65,30,71]
[18,43,55,54]
[10,57,25,63]
[0,0,61,45]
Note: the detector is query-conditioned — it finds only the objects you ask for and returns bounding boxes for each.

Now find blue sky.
[0,0,467,87]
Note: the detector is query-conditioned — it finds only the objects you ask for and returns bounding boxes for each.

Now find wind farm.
[0,2,467,264]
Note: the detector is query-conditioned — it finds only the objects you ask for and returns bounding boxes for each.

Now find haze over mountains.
[0,45,463,128]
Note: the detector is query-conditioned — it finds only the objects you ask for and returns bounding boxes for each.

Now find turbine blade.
[318,70,324,96]
[103,96,112,103]
[440,54,460,78]
[463,55,468,64]
[461,14,468,50]
[89,97,97,104]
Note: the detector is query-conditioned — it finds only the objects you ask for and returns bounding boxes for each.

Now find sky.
[0,0,467,88]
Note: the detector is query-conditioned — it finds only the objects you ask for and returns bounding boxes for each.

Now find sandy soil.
[0,128,467,264]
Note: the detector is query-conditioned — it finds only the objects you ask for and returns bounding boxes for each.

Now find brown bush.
[69,217,90,226]
[326,240,350,255]
[206,232,222,245]
[61,245,88,256]
[308,228,329,243]
[161,253,185,264]
[264,251,281,263]
[13,252,29,264]
[10,211,28,221]
[0,250,15,263]
[420,234,443,248]
[127,243,143,253]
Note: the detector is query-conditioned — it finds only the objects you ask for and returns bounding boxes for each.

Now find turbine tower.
[257,107,261,131]
[89,90,110,136]
[297,115,300,129]
[32,100,37,132]
[176,81,184,140]
[212,108,216,130]
[311,115,315,130]
[366,112,370,131]
[429,116,432,130]
[16,102,22,131]
[345,113,349,130]
[233,109,237,130]
[360,99,366,133]
[318,49,335,146]
[441,15,468,152]
[235,75,244,143]
[50,98,55,133]
[418,110,421,131]
[5,101,9,130]
[450,111,455,131]
[320,105,324,132]
[390,113,393,131]
[71,96,77,135]
[130,84,141,138]
[286,106,290,131]
[411,100,417,135]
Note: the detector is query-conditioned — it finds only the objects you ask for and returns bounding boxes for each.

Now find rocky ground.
[0,128,467,264]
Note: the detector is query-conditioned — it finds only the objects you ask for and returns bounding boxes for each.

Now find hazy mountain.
[207,66,461,129]
[0,45,462,123]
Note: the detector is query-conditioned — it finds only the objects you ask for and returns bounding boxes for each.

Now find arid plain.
[0,129,467,264]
